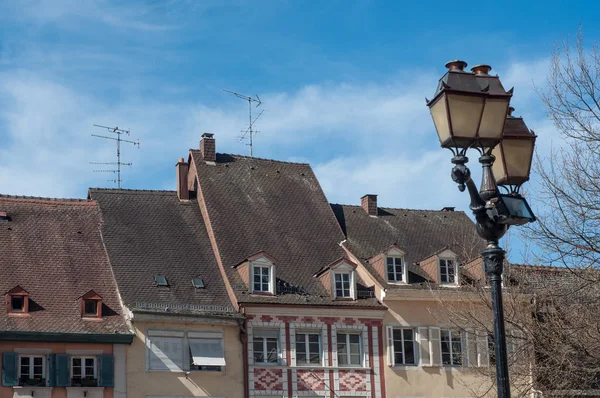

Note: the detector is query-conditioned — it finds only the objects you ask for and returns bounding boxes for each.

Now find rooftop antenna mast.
[223,89,262,157]
[90,124,140,189]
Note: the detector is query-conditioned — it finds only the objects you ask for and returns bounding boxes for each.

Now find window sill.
[390,365,419,370]
[291,365,371,370]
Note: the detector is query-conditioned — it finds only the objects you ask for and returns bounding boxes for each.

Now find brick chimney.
[361,194,378,216]
[176,157,189,200]
[200,133,216,162]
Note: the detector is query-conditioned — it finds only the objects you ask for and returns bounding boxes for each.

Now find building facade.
[0,196,133,398]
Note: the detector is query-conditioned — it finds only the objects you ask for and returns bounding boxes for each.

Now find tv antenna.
[223,89,263,157]
[90,124,140,189]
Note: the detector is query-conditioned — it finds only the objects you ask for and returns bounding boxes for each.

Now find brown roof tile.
[89,188,238,317]
[0,195,131,336]
[192,152,381,308]
[330,204,484,288]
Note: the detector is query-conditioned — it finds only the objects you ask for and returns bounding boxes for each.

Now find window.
[71,356,97,386]
[189,333,226,371]
[253,265,271,293]
[147,330,226,372]
[392,328,416,365]
[11,296,24,312]
[84,300,99,317]
[154,275,168,286]
[441,329,462,365]
[18,355,45,386]
[253,330,279,364]
[387,256,405,282]
[296,332,321,365]
[337,333,361,366]
[334,273,351,298]
[192,278,205,289]
[440,259,456,284]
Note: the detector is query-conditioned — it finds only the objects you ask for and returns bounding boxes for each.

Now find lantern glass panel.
[447,93,485,143]
[430,94,451,146]
[492,138,534,185]
[479,98,510,140]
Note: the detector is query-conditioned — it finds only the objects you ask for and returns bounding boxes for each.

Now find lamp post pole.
[452,151,511,398]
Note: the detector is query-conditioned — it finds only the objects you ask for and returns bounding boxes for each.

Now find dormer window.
[334,272,352,298]
[80,290,102,318]
[253,265,271,293]
[240,252,277,295]
[11,296,25,312]
[6,286,29,315]
[439,257,458,285]
[387,256,406,283]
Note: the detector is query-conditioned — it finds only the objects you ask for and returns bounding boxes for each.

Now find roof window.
[6,286,29,316]
[80,290,102,318]
[154,275,168,287]
[0,211,9,222]
[192,278,205,289]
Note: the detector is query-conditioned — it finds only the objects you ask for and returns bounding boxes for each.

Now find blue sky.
[0,0,596,262]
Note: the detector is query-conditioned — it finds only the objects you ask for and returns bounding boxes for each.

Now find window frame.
[250,260,275,294]
[440,329,462,366]
[71,355,98,382]
[332,271,355,299]
[336,332,362,367]
[18,355,46,385]
[439,257,458,285]
[391,327,417,366]
[83,299,100,317]
[295,332,322,366]
[252,330,280,365]
[386,256,407,283]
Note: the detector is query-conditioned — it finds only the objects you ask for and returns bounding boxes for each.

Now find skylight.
[154,275,168,286]
[192,278,205,289]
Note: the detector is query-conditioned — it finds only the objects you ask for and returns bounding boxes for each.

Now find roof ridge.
[331,203,466,213]
[190,150,310,166]
[0,194,92,205]
[89,188,176,194]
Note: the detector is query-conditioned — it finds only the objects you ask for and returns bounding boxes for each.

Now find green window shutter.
[2,352,18,386]
[48,354,56,387]
[98,354,114,387]
[55,354,70,387]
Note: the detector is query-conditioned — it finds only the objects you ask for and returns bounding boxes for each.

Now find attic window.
[155,275,168,287]
[0,211,9,222]
[192,278,205,289]
[11,296,25,312]
[84,299,100,317]
[6,286,29,315]
[80,290,102,318]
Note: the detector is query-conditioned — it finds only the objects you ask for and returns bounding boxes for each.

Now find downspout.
[237,315,249,398]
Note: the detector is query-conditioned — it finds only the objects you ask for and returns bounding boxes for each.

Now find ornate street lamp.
[427,61,536,398]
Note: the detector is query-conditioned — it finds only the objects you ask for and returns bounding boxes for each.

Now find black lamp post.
[426,61,537,398]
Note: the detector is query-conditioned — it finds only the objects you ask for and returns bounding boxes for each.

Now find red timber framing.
[245,308,385,398]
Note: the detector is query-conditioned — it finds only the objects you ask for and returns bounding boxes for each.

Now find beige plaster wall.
[384,299,494,398]
[126,320,244,398]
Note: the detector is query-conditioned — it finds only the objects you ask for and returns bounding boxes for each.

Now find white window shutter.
[417,327,431,366]
[463,329,477,367]
[429,327,442,366]
[386,326,394,366]
[476,330,489,367]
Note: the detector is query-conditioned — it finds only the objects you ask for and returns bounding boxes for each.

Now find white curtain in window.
[189,338,226,366]
[149,337,184,371]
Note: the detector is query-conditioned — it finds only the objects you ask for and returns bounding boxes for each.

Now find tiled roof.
[89,188,239,317]
[0,195,131,335]
[191,152,381,307]
[330,204,483,288]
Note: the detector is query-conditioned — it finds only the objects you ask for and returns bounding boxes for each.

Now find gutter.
[237,312,249,398]
[0,331,134,344]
